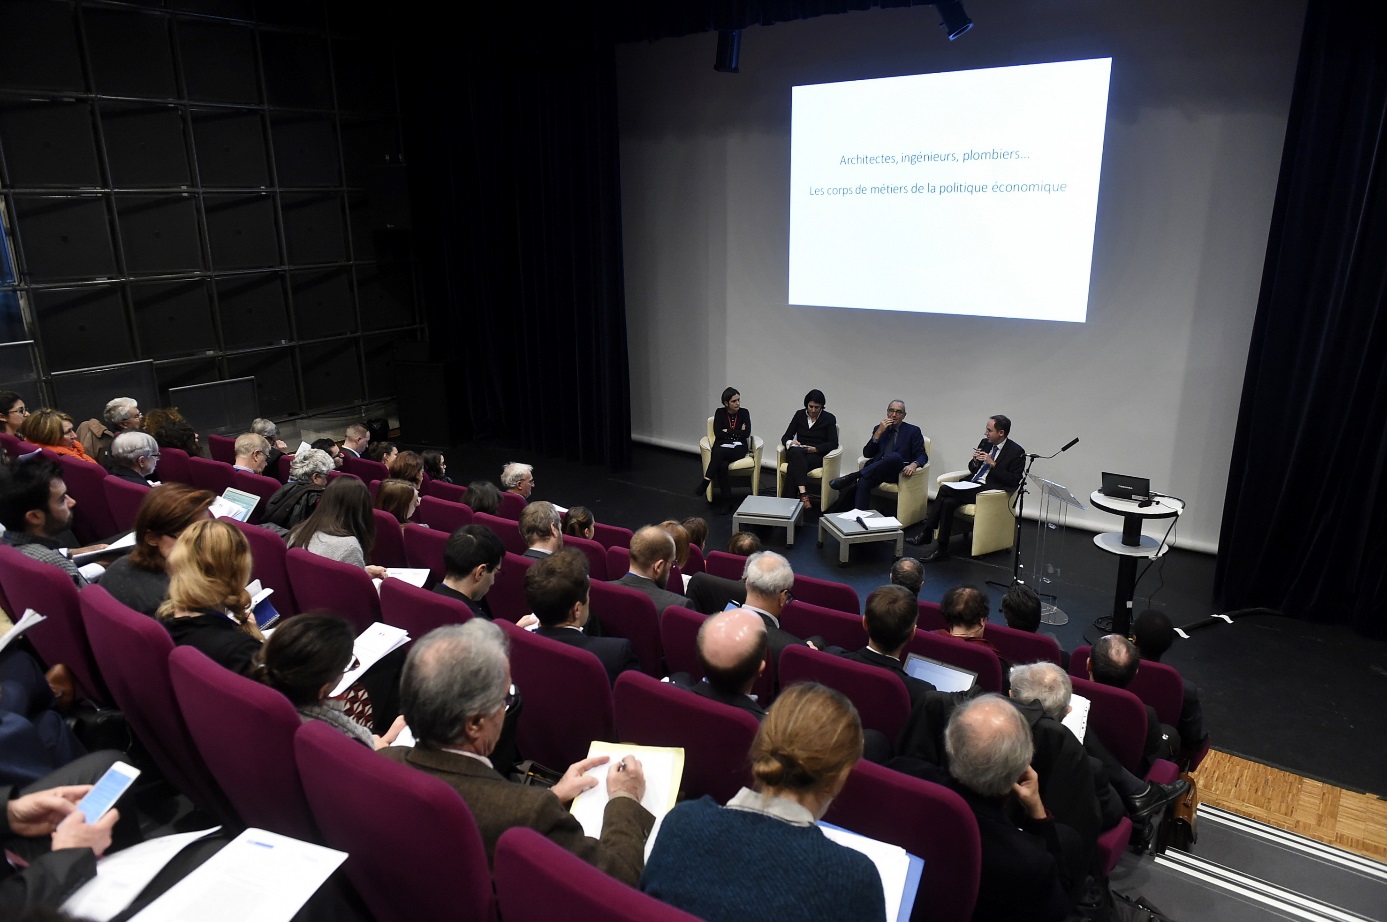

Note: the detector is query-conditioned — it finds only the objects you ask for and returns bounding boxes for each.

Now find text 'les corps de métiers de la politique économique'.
[808,148,1069,197]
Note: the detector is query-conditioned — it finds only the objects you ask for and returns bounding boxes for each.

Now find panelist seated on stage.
[777,388,838,511]
[827,399,927,511]
[908,414,1024,559]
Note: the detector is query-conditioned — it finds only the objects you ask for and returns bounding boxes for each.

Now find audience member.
[778,388,838,511]
[657,519,691,569]
[613,525,688,611]
[563,506,595,539]
[0,459,104,586]
[938,584,1009,683]
[262,447,331,531]
[0,649,86,785]
[388,450,425,487]
[1088,634,1181,765]
[22,409,92,462]
[287,476,386,578]
[945,694,1085,922]
[106,431,160,485]
[889,555,924,596]
[253,614,405,750]
[528,549,637,685]
[727,531,763,556]
[157,519,263,674]
[519,501,563,559]
[1002,584,1070,668]
[75,398,142,467]
[374,478,420,526]
[420,450,449,483]
[1131,609,1207,751]
[381,620,654,884]
[738,551,809,666]
[0,391,29,437]
[501,462,534,501]
[434,525,505,619]
[642,683,884,922]
[231,433,270,475]
[340,423,370,459]
[368,441,398,466]
[310,437,343,469]
[145,408,200,457]
[681,515,708,553]
[100,484,214,617]
[465,480,501,515]
[670,608,768,718]
[249,418,288,475]
[694,386,751,514]
[836,584,935,707]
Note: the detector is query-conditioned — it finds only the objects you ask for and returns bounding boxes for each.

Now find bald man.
[613,526,689,613]
[670,609,769,718]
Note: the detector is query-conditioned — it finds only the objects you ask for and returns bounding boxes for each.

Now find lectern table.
[1089,491,1180,636]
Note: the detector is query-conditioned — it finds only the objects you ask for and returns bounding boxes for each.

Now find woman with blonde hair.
[22,408,93,461]
[158,519,262,675]
[641,683,885,921]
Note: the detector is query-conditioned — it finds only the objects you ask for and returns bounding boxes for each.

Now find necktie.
[971,444,999,483]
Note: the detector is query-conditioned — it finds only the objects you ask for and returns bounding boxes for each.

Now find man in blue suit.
[829,399,928,510]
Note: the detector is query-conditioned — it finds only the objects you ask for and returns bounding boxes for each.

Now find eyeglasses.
[342,654,361,674]
[781,589,794,603]
[6,406,28,416]
[503,684,518,711]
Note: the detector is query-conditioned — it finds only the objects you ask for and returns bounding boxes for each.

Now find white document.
[393,724,416,748]
[941,480,982,491]
[331,622,410,696]
[79,562,107,582]
[128,828,346,922]
[61,827,222,921]
[860,516,901,530]
[818,823,915,922]
[570,741,684,838]
[73,532,136,564]
[207,496,247,522]
[551,504,569,515]
[245,579,274,607]
[383,568,430,588]
[0,609,46,657]
[1062,693,1091,742]
[296,441,313,455]
[834,509,877,522]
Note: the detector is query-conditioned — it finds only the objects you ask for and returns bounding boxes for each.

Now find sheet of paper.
[1062,692,1090,742]
[331,622,410,696]
[208,495,248,522]
[61,827,222,922]
[393,724,416,747]
[296,441,312,455]
[245,579,274,607]
[73,531,136,564]
[941,480,981,491]
[819,822,920,922]
[835,509,878,522]
[861,516,901,530]
[570,741,684,838]
[79,562,107,581]
[128,828,346,922]
[384,568,430,588]
[0,609,46,657]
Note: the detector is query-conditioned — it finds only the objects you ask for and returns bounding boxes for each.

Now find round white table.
[1089,491,1181,635]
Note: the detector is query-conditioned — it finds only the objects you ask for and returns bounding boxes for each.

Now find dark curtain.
[396,9,632,468]
[1214,4,1387,637]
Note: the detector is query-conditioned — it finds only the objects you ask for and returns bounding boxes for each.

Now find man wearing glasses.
[232,433,271,475]
[828,399,928,511]
[737,551,810,678]
[75,397,143,468]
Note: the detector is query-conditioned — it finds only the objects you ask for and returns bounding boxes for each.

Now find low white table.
[732,496,806,546]
[817,513,905,565]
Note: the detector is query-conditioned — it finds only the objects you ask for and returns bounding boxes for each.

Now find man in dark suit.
[613,526,689,613]
[339,423,369,459]
[380,620,654,886]
[432,524,505,621]
[778,388,838,510]
[670,608,768,719]
[828,399,928,511]
[738,551,809,679]
[519,501,563,560]
[910,414,1024,560]
[528,549,638,685]
[836,584,936,708]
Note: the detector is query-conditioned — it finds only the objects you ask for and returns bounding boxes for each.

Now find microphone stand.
[986,437,1078,599]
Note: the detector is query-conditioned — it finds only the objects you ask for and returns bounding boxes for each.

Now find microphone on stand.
[1030,436,1080,460]
[1061,437,1079,452]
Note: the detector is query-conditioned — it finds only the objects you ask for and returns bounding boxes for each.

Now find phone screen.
[75,761,140,821]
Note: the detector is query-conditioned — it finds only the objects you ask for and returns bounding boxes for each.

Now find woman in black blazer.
[696,386,750,512]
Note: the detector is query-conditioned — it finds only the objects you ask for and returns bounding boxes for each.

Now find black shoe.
[693,479,709,496]
[828,473,858,492]
[923,549,951,562]
[1125,779,1189,820]
[906,528,933,547]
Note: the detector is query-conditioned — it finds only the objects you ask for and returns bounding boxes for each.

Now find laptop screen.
[903,653,977,692]
[210,487,261,523]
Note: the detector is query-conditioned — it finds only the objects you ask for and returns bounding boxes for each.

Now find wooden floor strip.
[1194,749,1387,862]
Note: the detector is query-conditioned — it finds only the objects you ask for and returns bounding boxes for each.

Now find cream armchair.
[699,417,764,501]
[935,469,1016,556]
[775,439,844,508]
[855,435,931,527]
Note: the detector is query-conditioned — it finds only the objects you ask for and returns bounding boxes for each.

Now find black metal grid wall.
[0,0,421,421]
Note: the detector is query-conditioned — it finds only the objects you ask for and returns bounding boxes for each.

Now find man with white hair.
[232,433,270,475]
[77,397,143,468]
[263,448,332,530]
[501,462,534,502]
[106,431,160,486]
[738,551,809,672]
[249,418,288,478]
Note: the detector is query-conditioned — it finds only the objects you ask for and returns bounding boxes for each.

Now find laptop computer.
[209,486,261,523]
[902,653,977,693]
[1099,471,1151,502]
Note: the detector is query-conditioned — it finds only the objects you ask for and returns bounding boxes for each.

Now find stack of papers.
[835,510,902,530]
[73,532,136,564]
[0,609,46,657]
[331,622,410,696]
[570,741,684,836]
[1062,693,1091,742]
[818,822,923,922]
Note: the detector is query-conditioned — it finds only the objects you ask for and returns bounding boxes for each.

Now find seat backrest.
[496,490,527,520]
[823,759,981,922]
[614,671,760,804]
[487,552,535,622]
[985,622,1062,667]
[328,470,359,483]
[781,600,868,651]
[380,577,473,637]
[225,518,298,616]
[474,511,526,556]
[276,453,293,481]
[79,586,236,823]
[1071,674,1149,772]
[496,827,697,922]
[187,455,235,495]
[660,606,706,679]
[563,533,608,580]
[507,626,615,769]
[778,645,911,740]
[704,550,746,581]
[588,579,662,676]
[422,479,467,504]
[402,523,448,584]
[1127,659,1185,730]
[342,454,390,483]
[792,572,860,614]
[168,645,316,839]
[154,446,193,485]
[0,545,108,703]
[683,543,705,575]
[416,494,472,532]
[103,475,150,533]
[604,546,630,581]
[368,479,381,500]
[284,547,381,632]
[231,469,281,524]
[58,455,117,543]
[295,721,497,922]
[370,509,409,568]
[917,599,947,631]
[206,433,236,464]
[904,631,1004,693]
[1069,645,1091,678]
[0,432,40,460]
[591,521,633,550]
